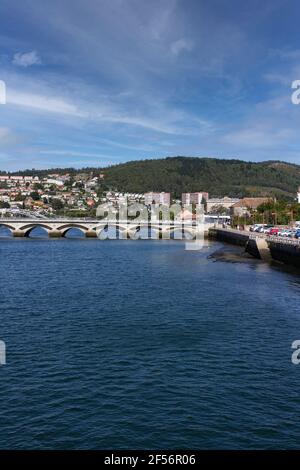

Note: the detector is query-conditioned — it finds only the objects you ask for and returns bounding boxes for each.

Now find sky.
[0,0,300,170]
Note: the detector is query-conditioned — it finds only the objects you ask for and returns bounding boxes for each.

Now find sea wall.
[268,240,300,268]
[209,228,249,247]
[209,227,300,268]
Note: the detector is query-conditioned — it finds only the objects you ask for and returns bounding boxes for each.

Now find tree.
[0,201,10,208]
[33,182,44,191]
[209,204,230,215]
[14,194,26,201]
[30,191,40,201]
[255,200,299,225]
[51,198,64,210]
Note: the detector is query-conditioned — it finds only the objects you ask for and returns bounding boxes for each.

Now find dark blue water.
[0,235,300,449]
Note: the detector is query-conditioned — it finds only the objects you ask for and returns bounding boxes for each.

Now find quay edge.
[209,227,300,269]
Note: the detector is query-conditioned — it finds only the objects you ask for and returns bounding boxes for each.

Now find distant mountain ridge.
[2,157,300,199]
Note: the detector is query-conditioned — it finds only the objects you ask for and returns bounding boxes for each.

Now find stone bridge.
[0,218,214,239]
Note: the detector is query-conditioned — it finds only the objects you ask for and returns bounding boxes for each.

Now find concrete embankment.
[209,227,300,268]
[209,227,249,247]
[209,226,260,257]
[267,239,300,268]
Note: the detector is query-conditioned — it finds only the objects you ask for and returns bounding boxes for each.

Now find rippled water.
[0,234,300,449]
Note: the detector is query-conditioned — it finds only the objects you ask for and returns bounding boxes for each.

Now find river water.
[0,234,300,449]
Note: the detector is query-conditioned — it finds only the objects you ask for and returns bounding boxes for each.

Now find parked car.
[250,224,264,232]
[262,225,274,234]
[280,229,293,237]
[253,225,272,233]
[294,230,300,239]
[269,228,279,235]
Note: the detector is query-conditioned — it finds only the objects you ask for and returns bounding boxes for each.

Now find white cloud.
[12,50,41,67]
[4,77,209,136]
[7,87,180,133]
[170,38,193,56]
[8,89,86,117]
[98,113,180,134]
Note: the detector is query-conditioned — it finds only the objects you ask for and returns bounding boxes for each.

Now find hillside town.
[0,171,282,219]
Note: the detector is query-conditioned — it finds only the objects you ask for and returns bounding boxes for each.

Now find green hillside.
[102,157,300,200]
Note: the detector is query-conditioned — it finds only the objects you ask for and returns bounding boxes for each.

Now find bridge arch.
[63,228,86,237]
[24,225,51,237]
[19,223,52,237]
[20,223,52,231]
[57,224,90,237]
[57,223,90,234]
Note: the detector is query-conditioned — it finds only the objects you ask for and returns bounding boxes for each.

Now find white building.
[182,192,209,206]
[46,178,64,187]
[144,192,170,205]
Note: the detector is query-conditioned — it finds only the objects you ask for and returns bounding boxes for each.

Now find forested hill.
[3,157,300,199]
[102,157,300,199]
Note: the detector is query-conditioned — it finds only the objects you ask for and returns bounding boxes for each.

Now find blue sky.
[0,0,299,170]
